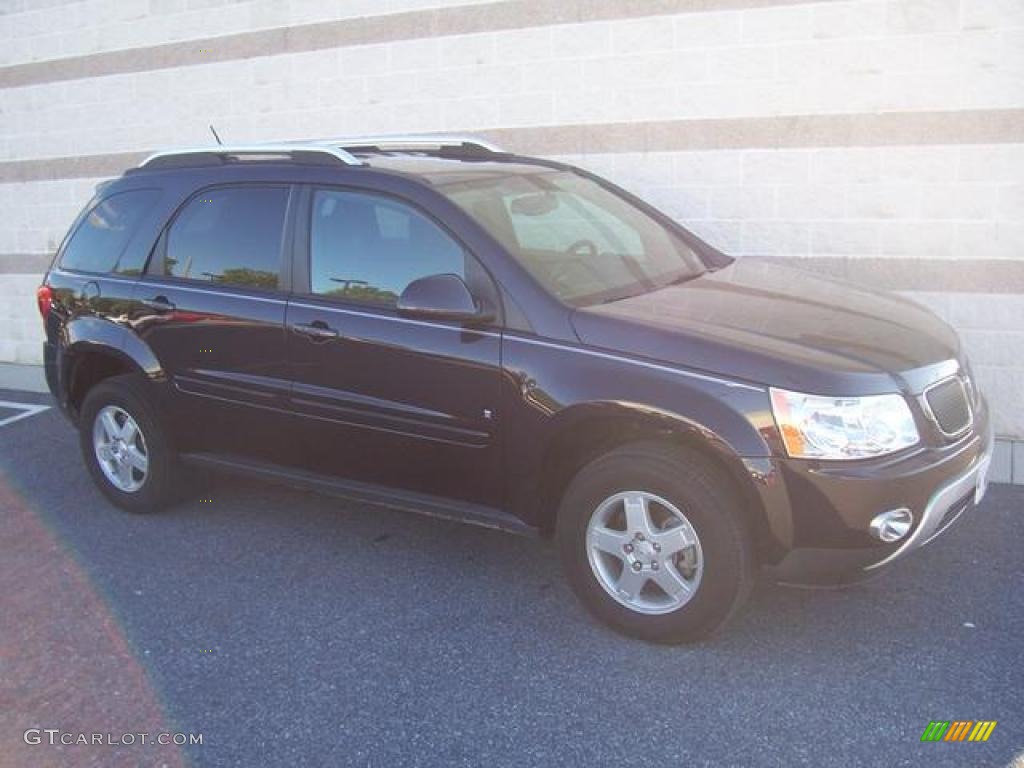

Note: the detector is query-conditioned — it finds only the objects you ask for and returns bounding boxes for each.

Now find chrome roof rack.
[140,144,364,168]
[310,134,506,154]
[139,134,506,170]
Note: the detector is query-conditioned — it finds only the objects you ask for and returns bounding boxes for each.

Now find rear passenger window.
[309,189,466,307]
[60,189,161,274]
[160,186,289,291]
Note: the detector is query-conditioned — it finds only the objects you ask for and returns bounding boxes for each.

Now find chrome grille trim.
[920,375,972,438]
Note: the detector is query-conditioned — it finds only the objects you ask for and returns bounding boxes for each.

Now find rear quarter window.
[60,189,161,274]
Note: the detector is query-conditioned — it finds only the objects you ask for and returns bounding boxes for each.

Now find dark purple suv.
[37,136,993,642]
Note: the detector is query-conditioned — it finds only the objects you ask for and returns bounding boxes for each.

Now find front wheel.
[79,374,180,512]
[557,442,754,643]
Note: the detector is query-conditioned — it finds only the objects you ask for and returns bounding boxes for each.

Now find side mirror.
[397,273,493,324]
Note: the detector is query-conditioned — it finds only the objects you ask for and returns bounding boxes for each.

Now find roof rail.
[140,144,365,168]
[312,134,506,154]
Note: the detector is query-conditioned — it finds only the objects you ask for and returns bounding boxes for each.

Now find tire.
[78,373,181,513]
[557,441,754,644]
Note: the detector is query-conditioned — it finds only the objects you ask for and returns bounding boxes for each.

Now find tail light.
[36,284,53,321]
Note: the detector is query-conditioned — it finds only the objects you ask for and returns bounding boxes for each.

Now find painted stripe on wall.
[0,152,147,184]
[2,109,1023,184]
[4,252,1022,293]
[0,0,816,88]
[487,110,1024,155]
[0,254,55,274]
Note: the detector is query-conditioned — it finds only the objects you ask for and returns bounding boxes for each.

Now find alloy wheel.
[586,491,704,615]
[92,405,149,493]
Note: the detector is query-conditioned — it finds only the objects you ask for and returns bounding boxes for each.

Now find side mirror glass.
[397,274,492,324]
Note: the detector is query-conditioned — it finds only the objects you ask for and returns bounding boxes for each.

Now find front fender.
[542,398,756,466]
[533,400,793,558]
[501,335,780,526]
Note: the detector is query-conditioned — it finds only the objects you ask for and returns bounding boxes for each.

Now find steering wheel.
[547,239,604,290]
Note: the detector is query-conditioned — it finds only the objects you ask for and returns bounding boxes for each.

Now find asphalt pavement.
[1,387,1021,767]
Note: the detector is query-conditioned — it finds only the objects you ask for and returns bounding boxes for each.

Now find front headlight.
[769,387,919,460]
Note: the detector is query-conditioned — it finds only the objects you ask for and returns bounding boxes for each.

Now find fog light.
[870,508,914,543]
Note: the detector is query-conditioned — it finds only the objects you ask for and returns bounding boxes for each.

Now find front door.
[129,184,296,465]
[285,186,503,507]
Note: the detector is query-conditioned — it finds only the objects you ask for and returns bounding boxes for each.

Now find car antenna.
[209,124,223,145]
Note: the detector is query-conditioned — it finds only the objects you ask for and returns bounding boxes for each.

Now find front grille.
[925,377,972,436]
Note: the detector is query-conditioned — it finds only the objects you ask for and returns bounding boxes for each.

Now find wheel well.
[537,415,772,560]
[67,349,135,416]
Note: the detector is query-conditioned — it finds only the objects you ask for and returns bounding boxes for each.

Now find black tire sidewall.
[79,374,176,513]
[557,443,753,643]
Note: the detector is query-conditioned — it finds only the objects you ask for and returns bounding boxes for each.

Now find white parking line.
[0,400,51,427]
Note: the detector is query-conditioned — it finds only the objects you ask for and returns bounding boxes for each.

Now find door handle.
[292,321,339,341]
[142,295,176,313]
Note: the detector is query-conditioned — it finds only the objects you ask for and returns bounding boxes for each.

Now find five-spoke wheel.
[79,374,180,512]
[92,405,149,493]
[586,491,703,615]
[558,442,753,643]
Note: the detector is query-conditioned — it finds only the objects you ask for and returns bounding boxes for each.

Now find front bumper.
[863,427,992,571]
[759,398,994,584]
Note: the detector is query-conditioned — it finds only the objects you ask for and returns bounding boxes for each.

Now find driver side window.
[309,189,467,308]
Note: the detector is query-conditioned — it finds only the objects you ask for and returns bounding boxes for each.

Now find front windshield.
[438,169,706,306]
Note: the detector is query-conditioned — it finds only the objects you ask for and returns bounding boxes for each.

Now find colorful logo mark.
[921,721,997,742]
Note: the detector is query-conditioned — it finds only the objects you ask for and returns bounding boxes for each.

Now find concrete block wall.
[553,146,1024,262]
[0,273,45,365]
[0,0,1021,473]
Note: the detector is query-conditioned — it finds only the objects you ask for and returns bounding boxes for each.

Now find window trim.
[297,183,503,326]
[143,182,295,295]
[57,187,163,277]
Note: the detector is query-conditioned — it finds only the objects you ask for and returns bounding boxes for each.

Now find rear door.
[128,183,296,464]
[284,185,503,506]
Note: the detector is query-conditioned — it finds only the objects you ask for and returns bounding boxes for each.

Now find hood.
[570,258,961,395]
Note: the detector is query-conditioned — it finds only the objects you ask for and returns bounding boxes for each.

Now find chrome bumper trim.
[864,422,994,571]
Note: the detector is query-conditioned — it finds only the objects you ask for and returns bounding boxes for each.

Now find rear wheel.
[79,374,180,512]
[557,442,754,643]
